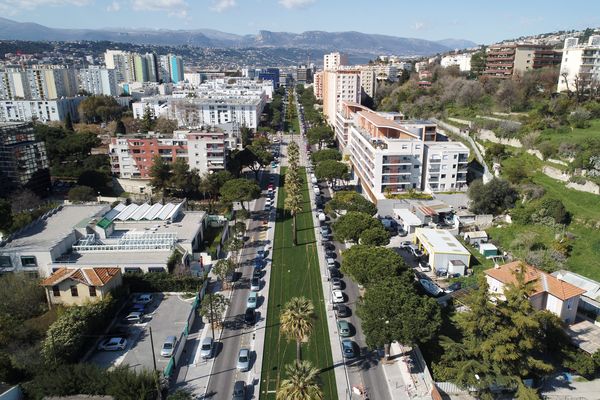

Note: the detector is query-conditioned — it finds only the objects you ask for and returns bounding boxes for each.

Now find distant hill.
[0,17,475,59]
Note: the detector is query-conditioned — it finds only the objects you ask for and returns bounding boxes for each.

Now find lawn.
[260,167,337,400]
[538,118,600,148]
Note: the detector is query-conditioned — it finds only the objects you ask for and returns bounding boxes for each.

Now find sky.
[2,0,600,44]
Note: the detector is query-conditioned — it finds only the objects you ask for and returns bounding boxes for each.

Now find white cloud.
[0,0,90,14]
[278,0,315,9]
[106,0,120,12]
[211,0,235,12]
[131,0,188,17]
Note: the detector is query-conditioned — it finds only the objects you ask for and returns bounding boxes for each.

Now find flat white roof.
[393,208,422,226]
[479,243,497,251]
[415,228,469,255]
[465,231,488,239]
[553,270,600,301]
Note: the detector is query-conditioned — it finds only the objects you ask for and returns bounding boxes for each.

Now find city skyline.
[0,0,599,44]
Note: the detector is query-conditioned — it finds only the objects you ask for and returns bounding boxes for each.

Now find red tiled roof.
[41,267,121,287]
[485,261,585,301]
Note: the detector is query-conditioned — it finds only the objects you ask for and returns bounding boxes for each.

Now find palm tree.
[284,192,303,245]
[280,297,315,364]
[276,361,323,400]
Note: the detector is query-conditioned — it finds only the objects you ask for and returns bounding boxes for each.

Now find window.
[441,174,446,178]
[70,285,78,297]
[0,256,12,269]
[89,286,97,297]
[52,285,60,297]
[20,256,37,267]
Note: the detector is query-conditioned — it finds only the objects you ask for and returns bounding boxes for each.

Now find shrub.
[68,185,96,202]
[568,108,592,129]
[123,272,203,292]
[563,350,597,378]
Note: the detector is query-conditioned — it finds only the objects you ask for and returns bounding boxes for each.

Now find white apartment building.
[0,70,29,99]
[0,97,84,123]
[0,66,78,100]
[314,71,323,100]
[77,67,119,96]
[324,52,348,71]
[359,68,377,99]
[558,36,600,93]
[337,102,469,202]
[322,68,361,126]
[441,53,473,72]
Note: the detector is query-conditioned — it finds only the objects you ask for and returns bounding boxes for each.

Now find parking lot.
[90,293,194,373]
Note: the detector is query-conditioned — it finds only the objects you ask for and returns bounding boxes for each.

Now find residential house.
[41,267,122,307]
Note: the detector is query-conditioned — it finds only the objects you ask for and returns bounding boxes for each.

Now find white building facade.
[558,36,600,93]
[78,67,119,96]
[0,97,84,122]
[441,53,473,72]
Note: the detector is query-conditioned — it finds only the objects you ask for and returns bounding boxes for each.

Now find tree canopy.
[311,149,342,163]
[68,185,96,202]
[332,211,384,243]
[341,245,408,287]
[359,226,390,246]
[78,95,123,124]
[468,178,519,215]
[306,125,334,149]
[220,178,261,210]
[314,160,348,187]
[325,190,377,216]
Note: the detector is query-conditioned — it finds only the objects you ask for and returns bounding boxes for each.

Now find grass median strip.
[260,166,337,400]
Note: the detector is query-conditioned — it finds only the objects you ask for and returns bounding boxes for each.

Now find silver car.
[160,335,177,357]
[200,337,214,359]
[237,348,250,372]
[97,337,127,351]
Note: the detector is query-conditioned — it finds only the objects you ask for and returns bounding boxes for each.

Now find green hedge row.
[124,272,203,292]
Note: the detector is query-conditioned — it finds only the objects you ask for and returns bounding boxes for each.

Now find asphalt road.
[205,171,275,399]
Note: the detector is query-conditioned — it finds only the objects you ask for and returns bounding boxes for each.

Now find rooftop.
[393,208,422,226]
[552,270,600,302]
[485,261,586,301]
[54,250,172,266]
[41,267,121,287]
[0,205,108,253]
[415,228,470,254]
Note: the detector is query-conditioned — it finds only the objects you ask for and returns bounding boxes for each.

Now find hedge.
[123,272,203,293]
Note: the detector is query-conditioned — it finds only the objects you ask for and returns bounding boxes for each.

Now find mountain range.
[0,17,476,58]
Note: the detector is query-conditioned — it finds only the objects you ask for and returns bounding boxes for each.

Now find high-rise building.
[145,53,159,82]
[322,68,361,126]
[0,98,84,123]
[313,71,323,100]
[0,122,50,194]
[558,36,600,93]
[359,67,377,99]
[106,50,174,84]
[10,66,78,100]
[295,65,312,85]
[78,67,119,96]
[258,68,280,87]
[484,44,562,79]
[323,52,348,71]
[159,55,172,83]
[132,54,148,83]
[169,55,184,83]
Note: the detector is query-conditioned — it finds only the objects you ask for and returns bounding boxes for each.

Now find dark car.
[342,339,357,358]
[328,267,341,279]
[252,268,262,279]
[244,308,256,325]
[334,304,351,318]
[232,381,246,400]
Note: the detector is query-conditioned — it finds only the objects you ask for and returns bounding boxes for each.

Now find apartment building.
[336,102,469,202]
[441,53,473,71]
[0,97,84,123]
[323,52,348,71]
[313,71,323,100]
[77,66,119,96]
[109,124,240,179]
[359,67,377,99]
[0,66,77,100]
[105,50,181,84]
[0,122,50,194]
[322,68,361,126]
[557,36,600,93]
[484,44,562,78]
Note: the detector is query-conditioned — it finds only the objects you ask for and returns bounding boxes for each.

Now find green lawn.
[260,167,337,400]
[538,118,600,148]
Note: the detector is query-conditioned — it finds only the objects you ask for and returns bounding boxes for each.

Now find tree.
[246,137,274,180]
[468,178,518,215]
[9,189,41,213]
[199,170,233,210]
[167,390,193,400]
[140,106,155,133]
[220,179,261,210]
[284,192,303,246]
[276,361,323,400]
[64,113,74,131]
[311,149,342,163]
[154,116,178,133]
[169,158,194,195]
[325,190,377,216]
[341,245,407,287]
[358,276,441,359]
[77,170,109,193]
[199,293,229,329]
[114,119,126,135]
[68,185,96,202]
[360,226,390,246]
[280,297,315,364]
[0,199,12,233]
[332,211,383,243]
[149,155,172,194]
[314,160,348,188]
[78,95,122,124]
[212,258,235,289]
[307,126,333,149]
[0,273,46,320]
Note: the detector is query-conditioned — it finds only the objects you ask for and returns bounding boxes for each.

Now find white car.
[326,258,336,268]
[123,311,143,324]
[237,348,250,372]
[97,337,127,351]
[200,337,214,359]
[332,290,344,304]
[160,336,177,357]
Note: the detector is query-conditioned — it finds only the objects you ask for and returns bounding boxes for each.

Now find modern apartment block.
[0,122,50,194]
[109,124,241,179]
[77,66,119,96]
[322,68,361,126]
[313,71,323,100]
[557,35,600,93]
[0,66,78,100]
[336,102,469,202]
[258,68,280,87]
[359,68,377,99]
[323,52,348,71]
[0,97,84,123]
[484,44,562,78]
[441,53,473,71]
[105,50,182,84]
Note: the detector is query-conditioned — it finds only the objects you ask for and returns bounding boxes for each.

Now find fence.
[163,280,208,380]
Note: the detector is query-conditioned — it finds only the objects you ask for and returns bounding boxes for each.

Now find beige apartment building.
[323,52,348,71]
[322,68,361,126]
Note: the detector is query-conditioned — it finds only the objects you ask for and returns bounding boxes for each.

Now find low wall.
[542,166,600,195]
[478,129,523,148]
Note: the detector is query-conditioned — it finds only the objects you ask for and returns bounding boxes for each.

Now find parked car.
[251,277,261,291]
[399,241,412,249]
[160,335,177,357]
[255,258,263,269]
[341,339,357,358]
[232,381,246,400]
[252,268,262,279]
[326,258,336,268]
[337,320,352,337]
[97,337,127,351]
[123,311,143,324]
[200,337,214,359]
[246,292,258,309]
[130,303,146,314]
[418,262,431,272]
[244,308,256,326]
[257,246,266,259]
[334,304,351,318]
[446,282,462,293]
[332,290,344,303]
[237,348,250,371]
[134,293,153,304]
[328,267,341,279]
[331,277,343,290]
[409,245,424,258]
